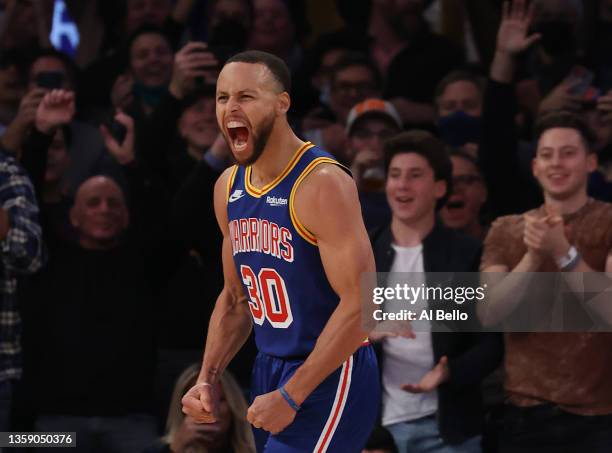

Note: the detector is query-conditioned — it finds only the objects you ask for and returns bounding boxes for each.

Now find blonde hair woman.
[158,364,255,453]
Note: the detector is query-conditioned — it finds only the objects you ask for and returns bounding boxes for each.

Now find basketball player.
[181,50,380,452]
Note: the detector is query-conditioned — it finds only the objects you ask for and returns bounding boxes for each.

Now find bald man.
[23,175,161,452]
[70,176,129,250]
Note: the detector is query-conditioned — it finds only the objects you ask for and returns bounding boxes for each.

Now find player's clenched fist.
[247,390,297,435]
[181,382,219,423]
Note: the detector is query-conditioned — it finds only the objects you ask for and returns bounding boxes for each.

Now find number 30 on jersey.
[240,265,293,328]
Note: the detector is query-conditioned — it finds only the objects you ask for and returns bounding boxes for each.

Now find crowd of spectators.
[1,0,612,452]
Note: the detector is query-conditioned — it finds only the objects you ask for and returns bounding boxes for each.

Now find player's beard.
[230,114,274,166]
[242,112,275,166]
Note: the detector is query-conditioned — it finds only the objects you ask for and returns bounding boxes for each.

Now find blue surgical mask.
[437,111,482,147]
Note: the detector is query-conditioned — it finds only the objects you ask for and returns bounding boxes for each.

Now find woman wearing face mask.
[144,365,256,453]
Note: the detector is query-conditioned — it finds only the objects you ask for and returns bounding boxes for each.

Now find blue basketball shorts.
[250,344,380,452]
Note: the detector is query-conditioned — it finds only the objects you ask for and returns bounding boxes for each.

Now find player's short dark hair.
[535,110,596,153]
[384,130,453,208]
[434,69,486,100]
[225,50,291,93]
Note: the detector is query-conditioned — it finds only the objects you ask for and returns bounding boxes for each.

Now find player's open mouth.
[227,121,250,152]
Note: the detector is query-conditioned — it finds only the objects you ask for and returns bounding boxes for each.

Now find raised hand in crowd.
[497,0,540,55]
[15,88,48,128]
[99,111,135,165]
[35,89,76,134]
[110,74,135,110]
[491,0,541,83]
[169,42,219,100]
[538,78,586,115]
[401,356,449,394]
[0,88,47,153]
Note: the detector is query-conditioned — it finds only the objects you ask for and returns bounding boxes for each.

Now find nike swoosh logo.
[229,190,245,203]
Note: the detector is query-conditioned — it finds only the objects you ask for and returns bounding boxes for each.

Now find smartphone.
[191,46,218,87]
[35,71,64,89]
[567,66,600,101]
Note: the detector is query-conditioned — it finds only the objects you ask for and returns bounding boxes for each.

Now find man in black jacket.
[369,130,502,453]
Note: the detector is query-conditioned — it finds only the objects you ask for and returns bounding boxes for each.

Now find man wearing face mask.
[332,0,464,127]
[434,71,485,156]
[478,0,612,219]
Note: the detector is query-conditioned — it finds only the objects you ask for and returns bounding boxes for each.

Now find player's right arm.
[181,167,253,422]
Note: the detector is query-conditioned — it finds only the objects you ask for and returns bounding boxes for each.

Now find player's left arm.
[285,163,374,404]
[246,163,375,434]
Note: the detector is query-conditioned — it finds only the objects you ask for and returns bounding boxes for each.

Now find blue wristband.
[279,385,301,412]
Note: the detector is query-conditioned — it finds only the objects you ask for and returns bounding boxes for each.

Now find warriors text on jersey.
[226,142,346,358]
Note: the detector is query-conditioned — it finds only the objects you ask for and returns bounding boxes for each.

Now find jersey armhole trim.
[226,165,239,203]
[289,157,349,246]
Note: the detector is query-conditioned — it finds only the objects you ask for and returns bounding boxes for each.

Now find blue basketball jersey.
[226,142,346,358]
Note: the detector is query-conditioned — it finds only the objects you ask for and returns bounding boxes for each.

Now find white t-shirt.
[381,243,438,426]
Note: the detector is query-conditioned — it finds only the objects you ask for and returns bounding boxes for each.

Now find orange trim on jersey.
[289,157,343,246]
[226,165,239,203]
[244,142,314,198]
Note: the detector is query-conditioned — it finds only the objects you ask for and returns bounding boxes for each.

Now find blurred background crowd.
[1,0,612,452]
